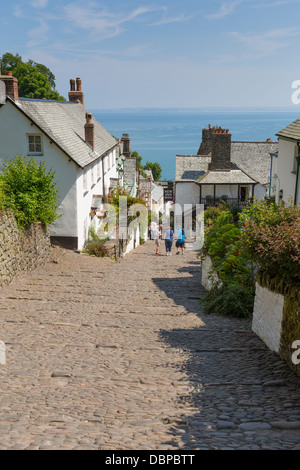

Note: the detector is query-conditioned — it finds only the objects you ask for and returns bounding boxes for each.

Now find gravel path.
[0,240,299,450]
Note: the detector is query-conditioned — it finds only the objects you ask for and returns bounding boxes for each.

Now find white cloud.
[13,5,23,18]
[253,0,297,7]
[63,3,161,40]
[151,8,198,26]
[30,0,48,7]
[230,27,298,56]
[206,1,245,19]
[26,19,49,48]
[124,44,150,58]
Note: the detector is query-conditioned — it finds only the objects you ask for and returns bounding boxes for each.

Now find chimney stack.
[209,128,237,170]
[121,133,131,158]
[68,77,84,105]
[85,112,94,149]
[197,125,214,155]
[0,71,19,102]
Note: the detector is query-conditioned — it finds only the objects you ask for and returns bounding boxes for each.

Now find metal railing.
[200,197,253,207]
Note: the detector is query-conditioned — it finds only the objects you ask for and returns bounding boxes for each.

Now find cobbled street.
[0,241,299,450]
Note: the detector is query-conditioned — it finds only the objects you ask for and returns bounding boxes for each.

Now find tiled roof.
[198,169,257,185]
[276,118,300,141]
[13,98,117,168]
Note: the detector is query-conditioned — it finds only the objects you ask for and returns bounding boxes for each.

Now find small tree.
[131,151,143,170]
[144,161,162,181]
[0,155,60,227]
[1,52,65,101]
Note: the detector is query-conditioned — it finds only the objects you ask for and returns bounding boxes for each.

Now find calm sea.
[92,108,300,181]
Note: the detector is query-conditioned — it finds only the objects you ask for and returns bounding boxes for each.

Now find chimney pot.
[5,71,12,76]
[68,77,84,105]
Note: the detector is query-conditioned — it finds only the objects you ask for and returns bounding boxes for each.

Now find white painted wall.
[0,101,119,250]
[175,182,200,207]
[252,283,285,353]
[76,149,118,249]
[0,101,78,240]
[276,139,298,205]
[254,183,268,201]
[201,254,221,291]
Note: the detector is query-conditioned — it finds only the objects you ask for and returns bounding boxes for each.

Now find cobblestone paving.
[0,241,299,450]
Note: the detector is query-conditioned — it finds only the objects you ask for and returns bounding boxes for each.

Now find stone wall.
[0,211,51,287]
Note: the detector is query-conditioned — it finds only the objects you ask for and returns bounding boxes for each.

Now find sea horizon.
[91,107,300,181]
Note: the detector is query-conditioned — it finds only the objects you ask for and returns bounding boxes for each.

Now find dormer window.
[28,134,43,155]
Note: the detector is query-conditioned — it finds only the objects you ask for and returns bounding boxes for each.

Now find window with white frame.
[28,134,43,155]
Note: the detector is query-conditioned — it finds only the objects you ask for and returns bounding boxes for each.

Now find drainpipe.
[295,142,300,206]
[269,154,273,197]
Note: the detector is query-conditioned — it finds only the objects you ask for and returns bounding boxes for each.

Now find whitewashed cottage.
[271,118,300,206]
[175,124,278,211]
[0,72,119,250]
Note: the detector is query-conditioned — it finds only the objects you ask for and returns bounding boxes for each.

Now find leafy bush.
[240,200,300,285]
[0,155,60,227]
[0,180,4,210]
[201,199,300,317]
[108,187,148,239]
[201,207,255,317]
[201,282,254,318]
[204,204,227,227]
[82,239,110,257]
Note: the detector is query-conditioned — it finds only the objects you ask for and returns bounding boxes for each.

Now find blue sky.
[1,0,300,109]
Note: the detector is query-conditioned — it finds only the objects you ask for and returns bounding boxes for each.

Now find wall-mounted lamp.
[279,189,283,200]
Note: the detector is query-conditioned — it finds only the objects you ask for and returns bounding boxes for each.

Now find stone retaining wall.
[0,211,51,287]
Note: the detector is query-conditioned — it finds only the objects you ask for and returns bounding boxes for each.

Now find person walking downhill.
[176,225,185,255]
[164,226,173,256]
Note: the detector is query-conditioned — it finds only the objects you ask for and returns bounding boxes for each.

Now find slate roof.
[198,169,257,185]
[231,141,278,185]
[175,142,278,185]
[175,155,211,181]
[276,118,300,141]
[181,170,207,180]
[12,97,117,168]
